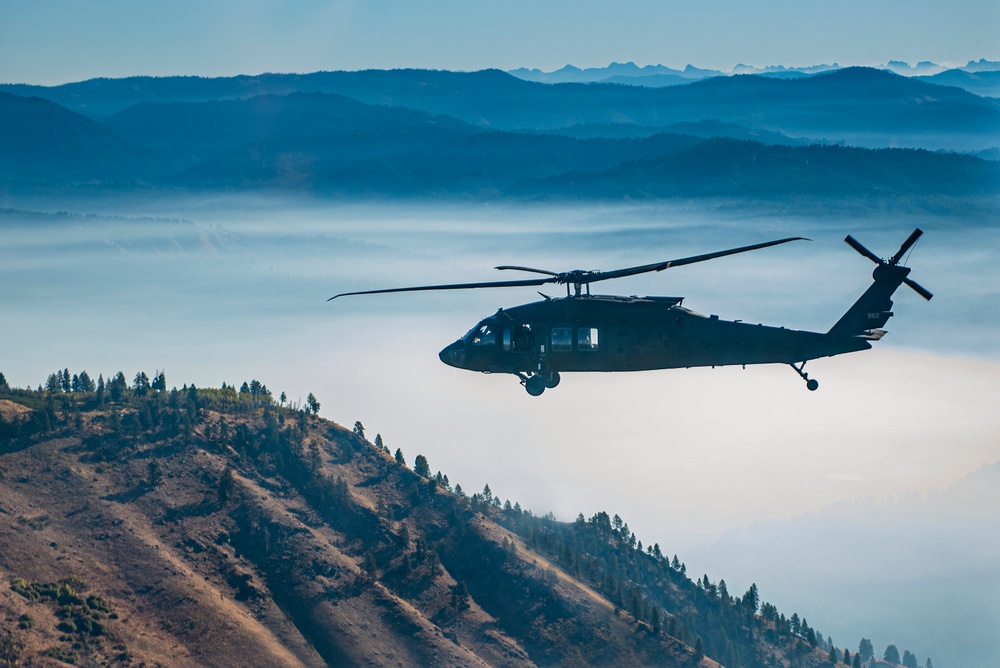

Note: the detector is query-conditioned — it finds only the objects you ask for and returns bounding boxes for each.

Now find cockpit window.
[470,324,495,346]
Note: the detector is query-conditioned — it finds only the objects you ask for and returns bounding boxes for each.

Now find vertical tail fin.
[827,230,932,338]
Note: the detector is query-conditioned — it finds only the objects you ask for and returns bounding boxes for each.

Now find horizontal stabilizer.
[858,329,888,341]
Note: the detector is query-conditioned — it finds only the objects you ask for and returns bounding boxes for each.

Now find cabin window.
[513,324,534,352]
[551,327,572,351]
[502,328,512,351]
[578,327,599,351]
[471,324,495,346]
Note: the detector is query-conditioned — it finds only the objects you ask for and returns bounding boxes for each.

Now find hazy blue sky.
[2,0,998,85]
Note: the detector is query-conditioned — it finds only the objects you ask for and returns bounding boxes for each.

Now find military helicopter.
[329,229,931,395]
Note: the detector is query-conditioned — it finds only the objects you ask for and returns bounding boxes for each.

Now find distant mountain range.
[510,59,1000,87]
[510,59,1000,100]
[1,67,997,211]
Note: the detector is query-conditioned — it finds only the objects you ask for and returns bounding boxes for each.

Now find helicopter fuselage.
[439,294,872,376]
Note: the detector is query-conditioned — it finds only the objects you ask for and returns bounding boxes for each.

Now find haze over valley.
[1,4,998,662]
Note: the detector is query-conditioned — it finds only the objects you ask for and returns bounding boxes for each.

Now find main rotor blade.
[844,235,883,265]
[904,277,933,301]
[327,276,553,300]
[889,228,923,266]
[589,237,809,283]
[494,265,560,277]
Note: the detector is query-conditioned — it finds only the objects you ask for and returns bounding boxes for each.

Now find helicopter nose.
[439,340,466,368]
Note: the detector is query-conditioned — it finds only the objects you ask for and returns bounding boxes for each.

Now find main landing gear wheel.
[525,375,546,396]
[541,372,560,389]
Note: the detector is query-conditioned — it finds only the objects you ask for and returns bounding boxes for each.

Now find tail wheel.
[790,362,820,391]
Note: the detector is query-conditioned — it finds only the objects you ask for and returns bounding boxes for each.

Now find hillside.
[0,92,158,186]
[0,373,850,667]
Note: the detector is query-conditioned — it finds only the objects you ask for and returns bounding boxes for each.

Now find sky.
[1,0,998,85]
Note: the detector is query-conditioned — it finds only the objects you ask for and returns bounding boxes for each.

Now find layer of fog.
[2,197,998,666]
[687,462,1000,668]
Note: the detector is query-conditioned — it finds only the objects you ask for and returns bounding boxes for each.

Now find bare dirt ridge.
[0,388,841,667]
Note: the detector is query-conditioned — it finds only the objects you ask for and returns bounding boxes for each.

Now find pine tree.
[413,454,430,478]
[859,638,874,662]
[362,551,377,580]
[109,372,128,402]
[217,468,235,504]
[394,448,406,467]
[745,582,760,613]
[451,581,470,610]
[151,371,166,392]
[78,370,95,392]
[884,644,901,664]
[45,373,61,393]
[147,460,163,487]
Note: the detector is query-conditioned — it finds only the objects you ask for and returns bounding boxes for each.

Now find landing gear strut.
[519,372,560,396]
[789,362,819,391]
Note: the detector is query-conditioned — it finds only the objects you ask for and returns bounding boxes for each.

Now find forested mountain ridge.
[1,372,858,667]
[2,67,996,147]
[2,86,997,214]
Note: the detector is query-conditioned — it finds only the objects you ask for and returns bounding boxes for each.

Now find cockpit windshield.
[465,323,496,346]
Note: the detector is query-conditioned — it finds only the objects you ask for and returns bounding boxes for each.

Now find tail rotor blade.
[844,235,883,265]
[903,277,933,301]
[889,228,923,266]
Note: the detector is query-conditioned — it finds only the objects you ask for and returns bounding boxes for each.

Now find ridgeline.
[0,370,918,667]
[2,67,998,216]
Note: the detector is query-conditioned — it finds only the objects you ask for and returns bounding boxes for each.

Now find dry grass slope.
[0,385,839,667]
